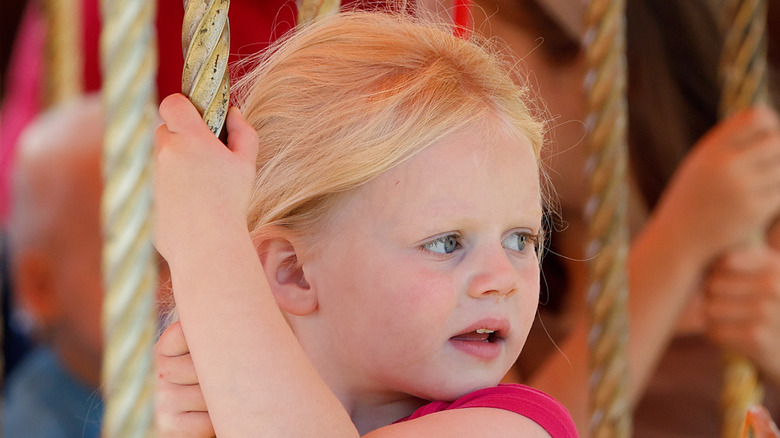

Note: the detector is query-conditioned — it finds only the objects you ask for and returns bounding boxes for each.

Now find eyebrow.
[400,205,544,236]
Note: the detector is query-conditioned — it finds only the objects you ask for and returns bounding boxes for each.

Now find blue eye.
[423,234,460,254]
[503,232,537,253]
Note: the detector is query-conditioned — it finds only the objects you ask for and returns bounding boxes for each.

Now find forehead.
[334,122,542,232]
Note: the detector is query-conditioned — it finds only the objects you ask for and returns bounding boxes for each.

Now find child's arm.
[154,94,356,437]
[154,95,560,437]
[154,322,556,437]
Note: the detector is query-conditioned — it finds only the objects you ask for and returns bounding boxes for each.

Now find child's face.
[301,120,542,402]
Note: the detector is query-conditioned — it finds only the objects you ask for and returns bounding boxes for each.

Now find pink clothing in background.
[0,2,45,225]
[396,383,579,437]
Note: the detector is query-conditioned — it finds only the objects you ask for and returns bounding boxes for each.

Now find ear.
[256,237,317,316]
[13,251,60,326]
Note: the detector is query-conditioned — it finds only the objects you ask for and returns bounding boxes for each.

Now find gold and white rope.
[182,0,231,138]
[582,0,632,436]
[297,0,341,28]
[718,1,769,436]
[43,0,83,106]
[99,0,159,435]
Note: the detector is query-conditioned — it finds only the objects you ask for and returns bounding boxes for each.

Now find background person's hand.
[653,106,780,265]
[704,246,780,386]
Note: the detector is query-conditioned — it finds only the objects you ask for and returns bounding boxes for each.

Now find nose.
[466,243,525,300]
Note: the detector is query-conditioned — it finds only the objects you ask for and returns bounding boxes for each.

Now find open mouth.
[449,327,505,360]
[450,328,502,343]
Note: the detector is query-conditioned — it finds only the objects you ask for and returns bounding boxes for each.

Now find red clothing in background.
[0,0,295,224]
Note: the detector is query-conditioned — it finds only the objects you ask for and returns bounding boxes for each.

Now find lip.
[448,317,510,360]
[456,317,511,339]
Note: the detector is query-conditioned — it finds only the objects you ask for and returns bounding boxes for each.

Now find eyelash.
[421,234,461,255]
[419,231,542,256]
[504,231,541,255]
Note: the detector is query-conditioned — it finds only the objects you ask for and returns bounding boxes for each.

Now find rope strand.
[718,1,769,436]
[99,0,159,435]
[582,0,632,435]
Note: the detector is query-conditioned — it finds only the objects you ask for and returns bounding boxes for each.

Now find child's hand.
[155,321,215,437]
[654,106,780,263]
[154,94,259,262]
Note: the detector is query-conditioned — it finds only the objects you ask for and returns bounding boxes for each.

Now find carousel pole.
[42,0,83,105]
[182,0,231,138]
[99,0,159,435]
[582,0,632,436]
[718,1,769,436]
[297,0,340,28]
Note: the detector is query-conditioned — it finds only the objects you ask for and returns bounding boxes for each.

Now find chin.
[412,371,504,403]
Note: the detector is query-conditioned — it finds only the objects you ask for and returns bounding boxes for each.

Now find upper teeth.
[476,329,495,334]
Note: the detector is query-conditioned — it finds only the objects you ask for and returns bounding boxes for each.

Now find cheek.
[385,258,457,306]
[354,268,456,372]
[353,259,457,337]
[515,264,541,331]
[520,262,540,300]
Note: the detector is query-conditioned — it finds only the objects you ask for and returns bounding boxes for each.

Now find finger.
[156,380,209,413]
[707,321,759,354]
[711,247,771,276]
[156,411,216,438]
[176,412,216,438]
[156,402,215,438]
[743,131,780,172]
[157,352,199,385]
[159,94,211,135]
[705,297,756,324]
[725,106,780,148]
[226,106,259,163]
[751,105,780,130]
[156,321,190,357]
[706,273,758,300]
[154,122,175,155]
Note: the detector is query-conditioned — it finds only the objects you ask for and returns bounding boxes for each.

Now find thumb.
[225,106,259,164]
[159,93,210,135]
[155,321,190,358]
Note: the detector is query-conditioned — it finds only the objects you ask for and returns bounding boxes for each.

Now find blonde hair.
[235,10,545,243]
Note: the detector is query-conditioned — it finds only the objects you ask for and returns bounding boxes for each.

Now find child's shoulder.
[366,384,578,438]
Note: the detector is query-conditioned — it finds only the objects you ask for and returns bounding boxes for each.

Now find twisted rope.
[720,0,770,117]
[99,0,159,436]
[43,0,83,105]
[182,0,231,138]
[718,1,769,436]
[297,0,340,27]
[582,0,632,436]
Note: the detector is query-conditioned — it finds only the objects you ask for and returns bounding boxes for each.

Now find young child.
[154,10,577,437]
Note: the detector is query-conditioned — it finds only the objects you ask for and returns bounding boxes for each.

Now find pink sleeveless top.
[396,384,578,437]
